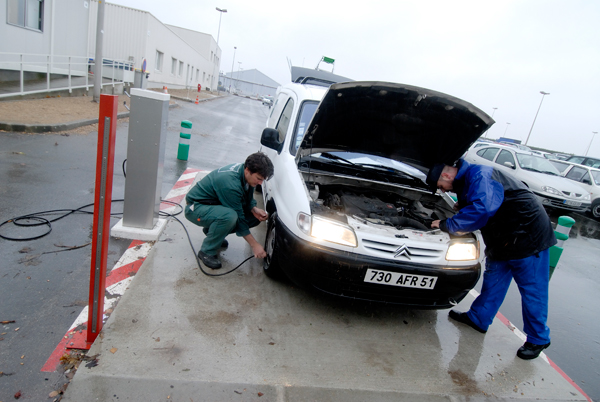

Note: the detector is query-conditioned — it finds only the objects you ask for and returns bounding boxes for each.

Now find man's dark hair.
[245,152,274,180]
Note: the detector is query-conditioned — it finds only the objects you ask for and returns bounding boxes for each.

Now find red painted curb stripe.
[42,331,87,372]
[104,258,145,289]
[172,178,195,190]
[41,240,147,372]
[160,194,186,210]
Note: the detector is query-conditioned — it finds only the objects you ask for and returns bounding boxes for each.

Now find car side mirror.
[260,128,283,153]
[503,161,515,169]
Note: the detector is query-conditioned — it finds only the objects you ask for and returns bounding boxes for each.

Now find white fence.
[0,52,135,99]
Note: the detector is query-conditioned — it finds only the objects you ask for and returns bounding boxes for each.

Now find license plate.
[364,269,438,290]
[563,200,581,207]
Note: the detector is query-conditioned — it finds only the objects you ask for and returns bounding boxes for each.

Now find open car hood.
[298,81,494,170]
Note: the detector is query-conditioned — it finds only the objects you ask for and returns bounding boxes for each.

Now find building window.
[155,50,163,71]
[203,72,205,82]
[171,58,177,75]
[7,0,44,31]
[196,69,199,81]
[178,61,183,77]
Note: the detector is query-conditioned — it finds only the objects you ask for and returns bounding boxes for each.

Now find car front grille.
[362,238,444,262]
[562,191,584,198]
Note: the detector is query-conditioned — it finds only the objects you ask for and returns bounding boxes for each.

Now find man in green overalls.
[184,152,274,269]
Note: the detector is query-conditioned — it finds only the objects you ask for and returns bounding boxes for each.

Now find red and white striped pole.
[87,94,118,345]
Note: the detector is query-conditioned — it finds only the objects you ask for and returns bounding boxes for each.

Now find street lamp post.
[503,122,511,136]
[485,107,498,138]
[524,91,550,146]
[212,7,227,94]
[585,131,599,156]
[228,46,237,93]
[235,62,242,92]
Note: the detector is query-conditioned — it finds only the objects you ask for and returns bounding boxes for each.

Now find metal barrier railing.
[0,52,134,99]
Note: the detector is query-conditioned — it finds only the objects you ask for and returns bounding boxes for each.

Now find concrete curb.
[0,112,132,134]
[0,95,222,134]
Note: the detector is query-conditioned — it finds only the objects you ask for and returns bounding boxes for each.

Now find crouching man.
[185,152,274,269]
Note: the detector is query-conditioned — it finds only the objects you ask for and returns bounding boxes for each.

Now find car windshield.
[515,154,561,175]
[316,151,426,181]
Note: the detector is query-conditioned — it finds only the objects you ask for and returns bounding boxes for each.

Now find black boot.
[448,310,487,334]
[198,250,222,269]
[517,341,550,360]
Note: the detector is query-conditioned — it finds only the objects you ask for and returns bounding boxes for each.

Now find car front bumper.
[533,192,591,212]
[272,217,481,309]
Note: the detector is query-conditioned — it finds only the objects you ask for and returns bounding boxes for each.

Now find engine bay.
[308,182,455,232]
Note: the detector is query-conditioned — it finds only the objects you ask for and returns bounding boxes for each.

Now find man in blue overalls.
[427,159,556,360]
[185,152,274,269]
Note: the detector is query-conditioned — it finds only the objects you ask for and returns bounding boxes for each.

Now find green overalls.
[184,163,260,255]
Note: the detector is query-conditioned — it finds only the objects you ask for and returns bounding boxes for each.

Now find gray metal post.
[122,89,170,229]
[93,0,105,102]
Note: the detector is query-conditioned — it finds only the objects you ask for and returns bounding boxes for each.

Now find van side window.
[275,98,295,143]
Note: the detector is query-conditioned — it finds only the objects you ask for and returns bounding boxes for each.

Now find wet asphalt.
[1,95,599,401]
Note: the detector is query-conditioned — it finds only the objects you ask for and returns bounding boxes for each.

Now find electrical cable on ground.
[1,198,254,276]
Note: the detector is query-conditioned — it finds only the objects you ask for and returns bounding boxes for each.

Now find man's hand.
[252,207,269,222]
[431,220,441,229]
[252,244,267,259]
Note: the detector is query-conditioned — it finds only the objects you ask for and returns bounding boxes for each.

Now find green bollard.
[549,215,576,279]
[177,120,192,161]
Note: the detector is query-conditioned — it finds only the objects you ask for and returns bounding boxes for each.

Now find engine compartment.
[308,182,455,231]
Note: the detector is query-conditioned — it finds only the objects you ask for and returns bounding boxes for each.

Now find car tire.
[591,200,600,220]
[263,213,283,279]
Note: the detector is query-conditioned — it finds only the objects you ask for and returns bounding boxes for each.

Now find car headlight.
[583,193,591,201]
[446,239,479,261]
[297,213,357,247]
[542,186,562,196]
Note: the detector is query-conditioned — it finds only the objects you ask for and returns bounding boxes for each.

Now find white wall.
[86,2,217,89]
[0,0,90,75]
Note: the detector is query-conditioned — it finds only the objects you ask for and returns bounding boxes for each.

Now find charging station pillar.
[112,88,170,240]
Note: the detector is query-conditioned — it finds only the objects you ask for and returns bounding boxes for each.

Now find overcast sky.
[109,0,600,156]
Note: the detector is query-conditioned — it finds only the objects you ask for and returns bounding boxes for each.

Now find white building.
[0,0,222,96]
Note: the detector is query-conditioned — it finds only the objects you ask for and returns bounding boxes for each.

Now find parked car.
[532,150,559,160]
[566,155,600,168]
[548,159,574,174]
[261,96,274,107]
[561,164,600,219]
[258,74,495,308]
[464,144,591,212]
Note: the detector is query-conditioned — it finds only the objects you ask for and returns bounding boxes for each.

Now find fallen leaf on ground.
[15,390,22,398]
[49,390,59,397]
[1,320,15,324]
[110,347,118,354]
[258,392,264,397]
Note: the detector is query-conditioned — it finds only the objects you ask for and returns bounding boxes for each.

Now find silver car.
[561,164,600,219]
[464,144,591,212]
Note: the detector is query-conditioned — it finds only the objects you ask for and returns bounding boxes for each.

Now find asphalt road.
[1,95,598,401]
[0,95,270,401]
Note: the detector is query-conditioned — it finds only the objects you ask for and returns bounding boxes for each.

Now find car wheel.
[592,200,600,220]
[263,213,283,279]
